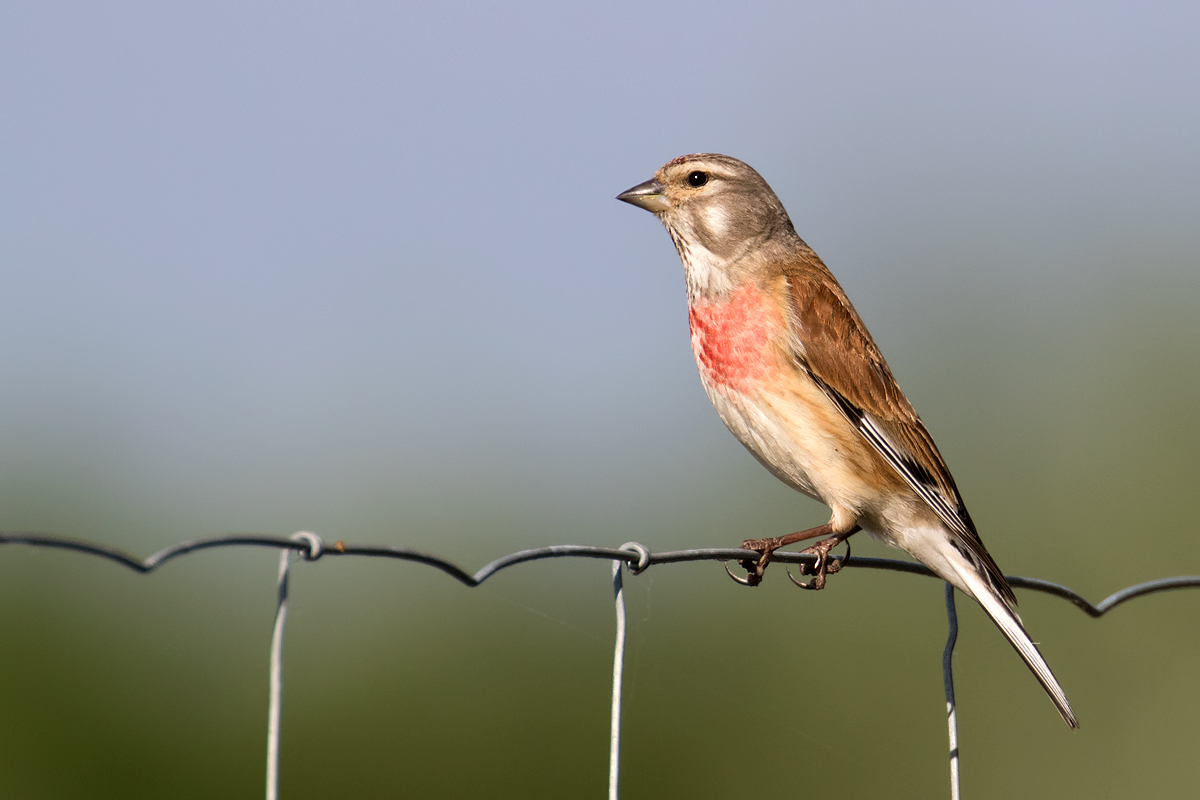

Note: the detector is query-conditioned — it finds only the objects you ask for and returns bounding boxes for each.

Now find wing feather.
[782,256,1016,606]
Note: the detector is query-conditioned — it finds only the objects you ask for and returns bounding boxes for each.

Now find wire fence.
[2,529,1198,798]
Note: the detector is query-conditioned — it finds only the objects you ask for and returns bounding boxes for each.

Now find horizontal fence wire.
[5,530,1197,615]
[2,529,1199,798]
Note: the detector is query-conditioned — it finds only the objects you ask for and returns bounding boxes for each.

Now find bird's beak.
[616,179,669,212]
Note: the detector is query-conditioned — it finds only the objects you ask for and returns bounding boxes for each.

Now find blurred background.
[1,1,1198,796]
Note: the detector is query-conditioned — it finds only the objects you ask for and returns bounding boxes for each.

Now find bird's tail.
[941,549,1079,729]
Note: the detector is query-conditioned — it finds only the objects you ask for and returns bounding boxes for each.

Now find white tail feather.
[942,552,1079,728]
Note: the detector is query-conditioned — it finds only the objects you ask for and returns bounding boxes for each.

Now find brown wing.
[783,258,1016,606]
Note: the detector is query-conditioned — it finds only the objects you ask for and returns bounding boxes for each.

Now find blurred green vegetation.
[0,271,1197,798]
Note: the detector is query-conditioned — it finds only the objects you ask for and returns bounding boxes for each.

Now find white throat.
[664,221,737,300]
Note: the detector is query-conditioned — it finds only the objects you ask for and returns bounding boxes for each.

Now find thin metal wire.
[609,558,626,800]
[608,543,648,800]
[1,530,1198,799]
[266,544,291,800]
[265,532,321,800]
[943,583,960,800]
[3,530,1195,616]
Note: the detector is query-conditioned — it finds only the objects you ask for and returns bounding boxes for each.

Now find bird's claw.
[785,537,851,590]
[723,560,758,586]
[724,536,783,587]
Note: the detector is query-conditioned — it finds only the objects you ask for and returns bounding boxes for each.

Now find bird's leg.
[789,526,860,590]
[737,522,840,586]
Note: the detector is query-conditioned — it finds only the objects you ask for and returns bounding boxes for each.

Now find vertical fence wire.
[266,545,293,800]
[265,532,321,800]
[609,558,628,800]
[943,583,961,800]
[609,543,648,799]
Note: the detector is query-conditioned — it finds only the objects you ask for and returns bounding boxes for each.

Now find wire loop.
[291,531,324,561]
[618,541,651,574]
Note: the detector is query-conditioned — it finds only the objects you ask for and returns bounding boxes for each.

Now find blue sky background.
[1,2,1198,796]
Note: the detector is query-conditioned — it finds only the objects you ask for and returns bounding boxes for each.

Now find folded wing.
[783,259,1016,607]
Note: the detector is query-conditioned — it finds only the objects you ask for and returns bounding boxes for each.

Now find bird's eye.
[686,171,709,187]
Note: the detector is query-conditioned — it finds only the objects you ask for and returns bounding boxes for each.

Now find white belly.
[697,366,884,522]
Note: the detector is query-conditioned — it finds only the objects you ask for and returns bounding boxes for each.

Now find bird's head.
[617,153,797,295]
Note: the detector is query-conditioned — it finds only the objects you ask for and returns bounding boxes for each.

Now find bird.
[617,153,1078,728]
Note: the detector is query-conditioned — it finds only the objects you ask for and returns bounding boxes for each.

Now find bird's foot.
[786,535,852,590]
[725,523,856,587]
[728,535,790,587]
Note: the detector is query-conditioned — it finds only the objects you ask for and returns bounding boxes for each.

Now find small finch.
[618,153,1077,728]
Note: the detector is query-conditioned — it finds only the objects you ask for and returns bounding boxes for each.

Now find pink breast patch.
[688,284,780,392]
